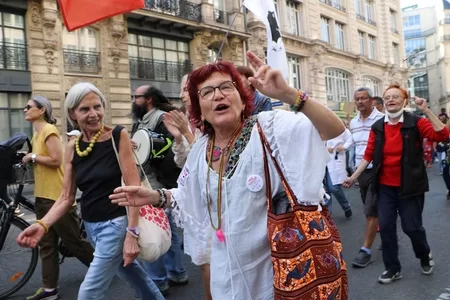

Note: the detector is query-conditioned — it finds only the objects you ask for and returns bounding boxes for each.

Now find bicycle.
[0,134,86,299]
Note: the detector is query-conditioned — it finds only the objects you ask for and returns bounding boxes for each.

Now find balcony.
[391,28,399,35]
[143,0,202,22]
[214,9,228,24]
[356,13,376,26]
[0,42,27,70]
[129,57,192,82]
[63,49,101,74]
[319,0,346,12]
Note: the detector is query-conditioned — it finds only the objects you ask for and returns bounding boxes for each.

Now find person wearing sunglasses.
[21,96,94,300]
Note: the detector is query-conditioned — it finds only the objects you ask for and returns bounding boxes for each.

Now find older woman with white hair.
[22,96,94,300]
[17,84,163,300]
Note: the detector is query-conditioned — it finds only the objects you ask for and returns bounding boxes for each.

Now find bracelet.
[290,90,308,112]
[36,219,49,234]
[154,189,168,208]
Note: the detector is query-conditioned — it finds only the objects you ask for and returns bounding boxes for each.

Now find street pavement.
[3,165,450,300]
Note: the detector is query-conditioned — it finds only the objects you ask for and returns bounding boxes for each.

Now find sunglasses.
[24,104,36,110]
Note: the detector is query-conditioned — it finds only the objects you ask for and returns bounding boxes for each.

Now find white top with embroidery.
[170,110,330,300]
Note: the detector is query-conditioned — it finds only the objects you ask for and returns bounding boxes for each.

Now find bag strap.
[110,127,147,183]
[257,121,297,208]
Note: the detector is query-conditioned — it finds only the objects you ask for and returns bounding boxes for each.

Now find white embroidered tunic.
[171,110,330,300]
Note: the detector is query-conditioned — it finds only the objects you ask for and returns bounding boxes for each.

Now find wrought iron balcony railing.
[63,49,101,74]
[356,13,376,26]
[214,9,228,24]
[129,57,192,82]
[319,0,346,12]
[144,0,202,22]
[0,42,27,70]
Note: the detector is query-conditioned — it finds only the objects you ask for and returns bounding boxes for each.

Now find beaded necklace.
[205,122,244,242]
[75,124,104,157]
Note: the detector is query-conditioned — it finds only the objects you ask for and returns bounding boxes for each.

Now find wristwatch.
[31,153,37,164]
[126,227,140,238]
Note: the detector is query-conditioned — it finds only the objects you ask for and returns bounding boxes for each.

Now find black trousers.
[377,185,430,273]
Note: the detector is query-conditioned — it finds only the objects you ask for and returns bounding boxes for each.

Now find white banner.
[243,0,289,80]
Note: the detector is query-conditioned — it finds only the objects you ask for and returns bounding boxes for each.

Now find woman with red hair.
[344,84,449,284]
[110,52,346,299]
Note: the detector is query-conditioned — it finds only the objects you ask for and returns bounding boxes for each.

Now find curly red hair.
[188,61,254,136]
[383,84,409,100]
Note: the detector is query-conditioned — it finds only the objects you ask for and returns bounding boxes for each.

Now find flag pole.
[215,4,244,63]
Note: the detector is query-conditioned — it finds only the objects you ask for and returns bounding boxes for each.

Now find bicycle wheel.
[0,217,38,300]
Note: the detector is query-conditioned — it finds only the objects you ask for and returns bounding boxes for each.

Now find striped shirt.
[350,108,384,168]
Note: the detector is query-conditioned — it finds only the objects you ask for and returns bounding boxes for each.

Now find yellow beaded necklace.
[75,124,104,157]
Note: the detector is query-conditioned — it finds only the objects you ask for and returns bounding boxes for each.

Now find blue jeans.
[325,169,351,215]
[79,215,164,300]
[142,212,188,290]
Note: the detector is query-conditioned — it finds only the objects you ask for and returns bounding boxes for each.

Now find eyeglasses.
[198,81,236,101]
[383,94,403,101]
[131,94,145,101]
[24,104,36,111]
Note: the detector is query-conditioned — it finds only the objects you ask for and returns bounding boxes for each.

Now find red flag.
[58,0,144,31]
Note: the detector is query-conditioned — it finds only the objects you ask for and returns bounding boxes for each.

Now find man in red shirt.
[344,84,449,284]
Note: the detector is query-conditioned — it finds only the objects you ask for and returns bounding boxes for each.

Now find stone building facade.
[0,0,406,140]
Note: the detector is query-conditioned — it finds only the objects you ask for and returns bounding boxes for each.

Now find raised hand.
[163,113,182,140]
[413,96,428,112]
[17,223,46,248]
[246,51,292,102]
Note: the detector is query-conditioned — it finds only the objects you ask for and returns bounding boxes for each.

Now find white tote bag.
[111,133,171,262]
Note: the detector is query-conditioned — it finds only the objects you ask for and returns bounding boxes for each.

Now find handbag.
[111,130,171,262]
[257,122,348,300]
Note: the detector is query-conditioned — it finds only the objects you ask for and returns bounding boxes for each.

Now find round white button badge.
[247,175,264,192]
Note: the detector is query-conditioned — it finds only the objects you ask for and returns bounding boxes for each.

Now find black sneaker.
[344,208,353,219]
[378,270,402,284]
[351,249,373,268]
[420,252,435,275]
[26,288,59,300]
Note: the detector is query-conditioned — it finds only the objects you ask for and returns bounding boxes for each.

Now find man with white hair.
[348,87,384,268]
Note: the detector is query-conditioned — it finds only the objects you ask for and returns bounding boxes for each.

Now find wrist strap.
[36,219,49,233]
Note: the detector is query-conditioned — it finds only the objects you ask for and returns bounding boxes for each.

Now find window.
[335,22,345,50]
[362,76,379,96]
[320,17,330,43]
[62,27,100,73]
[390,10,397,31]
[207,48,219,64]
[405,38,425,56]
[0,93,32,142]
[365,0,374,21]
[0,12,26,70]
[287,56,301,89]
[393,43,400,65]
[326,69,350,104]
[403,15,420,28]
[355,0,362,15]
[358,31,365,55]
[128,33,190,81]
[368,35,376,59]
[445,14,450,24]
[63,27,99,52]
[286,1,300,36]
[213,0,227,24]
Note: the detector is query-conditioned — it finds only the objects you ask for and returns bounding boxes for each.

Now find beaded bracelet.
[154,188,168,208]
[290,90,309,112]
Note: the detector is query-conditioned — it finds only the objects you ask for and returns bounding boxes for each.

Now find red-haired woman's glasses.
[198,81,236,101]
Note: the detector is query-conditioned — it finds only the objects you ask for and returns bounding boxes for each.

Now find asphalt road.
[2,166,450,300]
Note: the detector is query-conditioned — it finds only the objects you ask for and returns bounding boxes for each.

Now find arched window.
[362,76,380,96]
[325,68,350,102]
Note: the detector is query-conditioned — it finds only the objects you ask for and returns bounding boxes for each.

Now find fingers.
[247,51,264,70]
[113,186,141,194]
